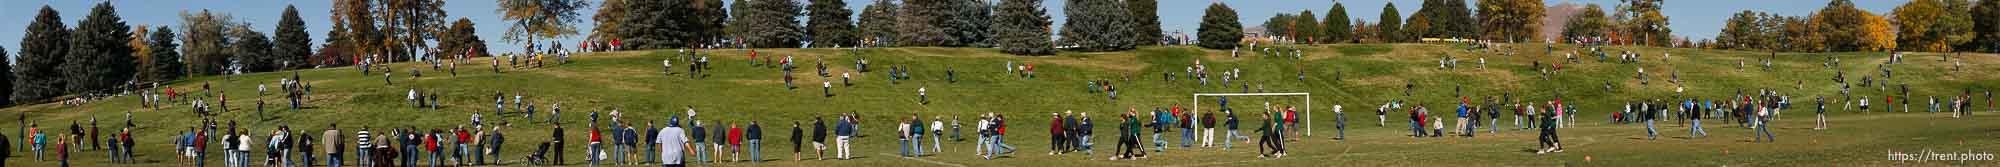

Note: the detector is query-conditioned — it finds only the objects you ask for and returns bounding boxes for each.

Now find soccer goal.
[1193,92,1312,136]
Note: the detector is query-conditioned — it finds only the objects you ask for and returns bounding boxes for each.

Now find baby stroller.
[526,142,551,165]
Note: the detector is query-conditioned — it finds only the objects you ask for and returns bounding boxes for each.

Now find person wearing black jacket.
[1064,113,1080,153]
[689,121,707,163]
[810,118,826,160]
[299,133,314,167]
[550,124,564,165]
[789,122,803,161]
[710,123,725,163]
[1224,109,1240,149]
[747,121,765,163]
[1077,114,1094,156]
[645,121,660,164]
[486,126,504,165]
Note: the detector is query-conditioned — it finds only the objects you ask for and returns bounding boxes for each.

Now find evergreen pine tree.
[992,0,1054,55]
[743,0,806,48]
[1128,0,1162,46]
[1198,3,1242,49]
[807,0,858,48]
[1378,3,1403,42]
[620,0,697,49]
[228,26,273,72]
[898,0,958,46]
[274,5,312,70]
[951,0,994,47]
[147,27,184,82]
[1059,0,1136,51]
[1295,10,1322,43]
[0,46,12,105]
[15,5,69,103]
[1324,2,1352,43]
[62,2,135,94]
[859,0,900,46]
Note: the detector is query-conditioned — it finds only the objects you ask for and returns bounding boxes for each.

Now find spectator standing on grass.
[712,121,727,162]
[1048,113,1065,155]
[658,118,690,167]
[487,126,505,165]
[835,117,853,160]
[551,124,565,165]
[747,121,765,163]
[645,121,659,164]
[690,121,707,163]
[789,122,802,161]
[728,123,743,162]
[812,118,827,160]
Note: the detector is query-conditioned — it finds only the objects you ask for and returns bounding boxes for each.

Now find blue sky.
[2,0,1910,60]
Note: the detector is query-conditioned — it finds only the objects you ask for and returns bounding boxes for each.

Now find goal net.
[1192,92,1312,136]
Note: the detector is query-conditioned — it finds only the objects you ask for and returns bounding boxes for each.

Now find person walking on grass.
[932,116,945,154]
[1078,113,1095,156]
[1536,102,1563,154]
[898,118,912,157]
[1690,99,1709,138]
[1112,111,1140,160]
[986,114,1015,160]
[1754,101,1777,143]
[1815,96,1828,130]
[1645,100,1659,140]
[1225,109,1243,149]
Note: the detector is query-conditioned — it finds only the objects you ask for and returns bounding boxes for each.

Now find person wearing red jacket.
[728,123,744,162]
[425,130,440,167]
[455,128,470,166]
[589,125,603,165]
[1049,114,1065,155]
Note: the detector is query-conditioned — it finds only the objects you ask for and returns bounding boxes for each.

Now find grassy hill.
[4,44,1998,166]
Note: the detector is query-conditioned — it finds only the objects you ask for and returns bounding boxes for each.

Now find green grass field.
[3,43,1999,166]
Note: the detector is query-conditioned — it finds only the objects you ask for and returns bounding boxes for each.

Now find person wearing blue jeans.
[1645,116,1658,140]
[748,139,762,162]
[988,134,1013,158]
[429,143,442,167]
[1754,112,1776,143]
[589,141,602,165]
[1335,107,1347,140]
[1690,115,1708,138]
[898,133,910,157]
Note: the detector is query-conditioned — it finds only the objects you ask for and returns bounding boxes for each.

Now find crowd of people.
[7,42,1996,167]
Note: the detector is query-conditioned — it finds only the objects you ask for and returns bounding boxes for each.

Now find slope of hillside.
[4,44,1996,166]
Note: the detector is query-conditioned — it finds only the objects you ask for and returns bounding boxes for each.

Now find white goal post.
[1193,92,1311,136]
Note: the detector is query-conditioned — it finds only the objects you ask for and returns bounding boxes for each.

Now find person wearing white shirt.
[408,89,419,107]
[974,117,989,156]
[657,123,690,167]
[930,118,944,153]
